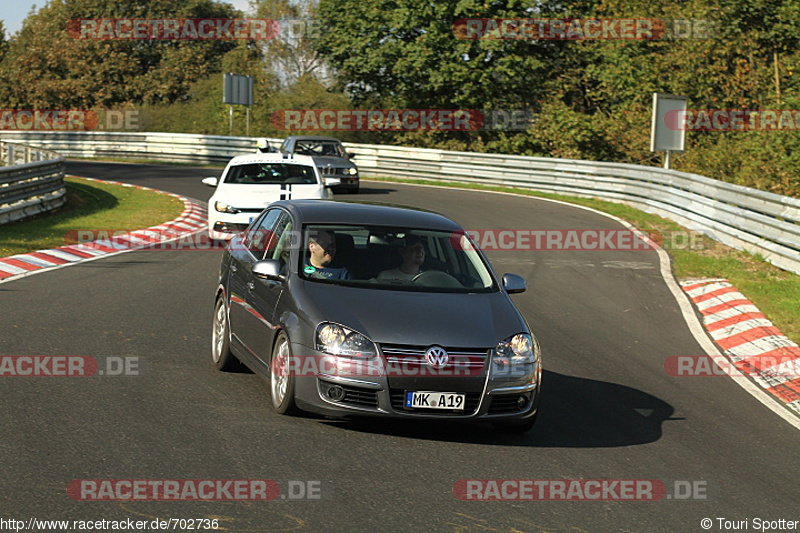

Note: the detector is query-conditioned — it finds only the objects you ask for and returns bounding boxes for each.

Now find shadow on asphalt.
[318,370,681,447]
[347,185,395,195]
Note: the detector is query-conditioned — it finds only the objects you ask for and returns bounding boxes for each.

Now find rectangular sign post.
[651,93,688,169]
[223,74,255,136]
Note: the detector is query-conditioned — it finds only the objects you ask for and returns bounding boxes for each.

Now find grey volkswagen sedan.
[212,200,541,432]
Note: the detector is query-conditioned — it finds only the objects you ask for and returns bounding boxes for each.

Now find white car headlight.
[214,201,239,214]
[494,333,538,365]
[316,323,377,358]
[348,168,358,175]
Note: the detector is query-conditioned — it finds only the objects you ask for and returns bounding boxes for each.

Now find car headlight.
[214,201,239,214]
[494,333,538,365]
[348,168,358,175]
[316,323,377,358]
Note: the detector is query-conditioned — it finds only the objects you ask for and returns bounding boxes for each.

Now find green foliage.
[0,0,242,108]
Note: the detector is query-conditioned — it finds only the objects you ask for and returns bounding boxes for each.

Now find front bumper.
[289,343,540,421]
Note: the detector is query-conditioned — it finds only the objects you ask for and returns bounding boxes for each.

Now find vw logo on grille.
[425,346,449,368]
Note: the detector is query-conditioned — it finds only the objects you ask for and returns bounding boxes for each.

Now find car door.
[228,208,282,357]
[238,210,293,362]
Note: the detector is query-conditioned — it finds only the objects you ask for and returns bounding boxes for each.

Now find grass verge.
[0,176,184,258]
[367,176,800,345]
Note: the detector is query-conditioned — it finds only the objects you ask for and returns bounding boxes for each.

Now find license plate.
[405,391,465,410]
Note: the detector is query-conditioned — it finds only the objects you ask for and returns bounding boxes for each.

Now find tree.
[0,0,241,108]
[252,0,331,85]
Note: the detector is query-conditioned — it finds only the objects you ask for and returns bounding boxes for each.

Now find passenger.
[378,234,426,282]
[304,230,351,280]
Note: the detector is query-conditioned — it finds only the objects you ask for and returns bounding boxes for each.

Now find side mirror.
[323,177,341,188]
[202,176,219,187]
[347,152,356,159]
[252,259,283,281]
[502,273,527,294]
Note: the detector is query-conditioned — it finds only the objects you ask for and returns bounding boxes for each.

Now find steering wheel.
[411,270,462,288]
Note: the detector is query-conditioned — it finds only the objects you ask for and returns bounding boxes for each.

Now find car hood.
[214,184,322,207]
[301,282,526,348]
[311,156,356,169]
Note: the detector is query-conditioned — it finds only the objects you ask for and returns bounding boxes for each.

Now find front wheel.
[270,332,299,415]
[212,297,239,371]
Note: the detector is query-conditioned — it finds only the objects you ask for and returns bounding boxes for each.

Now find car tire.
[269,331,299,415]
[212,296,239,371]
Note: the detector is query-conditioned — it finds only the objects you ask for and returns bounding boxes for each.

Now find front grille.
[380,344,489,371]
[319,167,348,176]
[389,389,481,416]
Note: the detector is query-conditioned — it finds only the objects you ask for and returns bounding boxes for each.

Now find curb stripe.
[28,252,70,265]
[703,305,762,324]
[0,176,208,284]
[699,299,754,316]
[682,279,800,417]
[696,291,752,311]
[1,258,41,271]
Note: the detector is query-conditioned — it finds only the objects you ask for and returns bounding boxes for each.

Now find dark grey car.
[212,200,541,432]
[279,136,359,193]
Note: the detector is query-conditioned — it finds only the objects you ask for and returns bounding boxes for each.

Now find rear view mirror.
[202,176,218,187]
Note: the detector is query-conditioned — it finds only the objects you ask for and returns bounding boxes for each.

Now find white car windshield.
[224,163,318,185]
[299,224,497,292]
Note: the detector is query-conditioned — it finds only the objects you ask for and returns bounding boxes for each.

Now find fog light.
[327,385,346,402]
[516,395,528,410]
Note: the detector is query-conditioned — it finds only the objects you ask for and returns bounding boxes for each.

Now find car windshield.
[299,224,497,292]
[293,141,345,157]
[224,163,318,185]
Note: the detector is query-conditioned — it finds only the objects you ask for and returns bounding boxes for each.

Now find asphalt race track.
[1,160,799,532]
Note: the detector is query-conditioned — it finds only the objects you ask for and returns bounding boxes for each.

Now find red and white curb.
[681,278,800,415]
[0,177,208,283]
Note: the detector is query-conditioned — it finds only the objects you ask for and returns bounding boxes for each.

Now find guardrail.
[0,131,798,275]
[0,141,66,225]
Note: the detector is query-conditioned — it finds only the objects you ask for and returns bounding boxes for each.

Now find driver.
[304,230,351,280]
[377,234,426,282]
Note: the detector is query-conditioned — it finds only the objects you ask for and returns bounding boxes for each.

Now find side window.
[269,215,294,273]
[244,209,283,260]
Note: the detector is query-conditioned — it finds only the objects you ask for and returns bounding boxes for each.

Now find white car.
[202,153,340,240]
